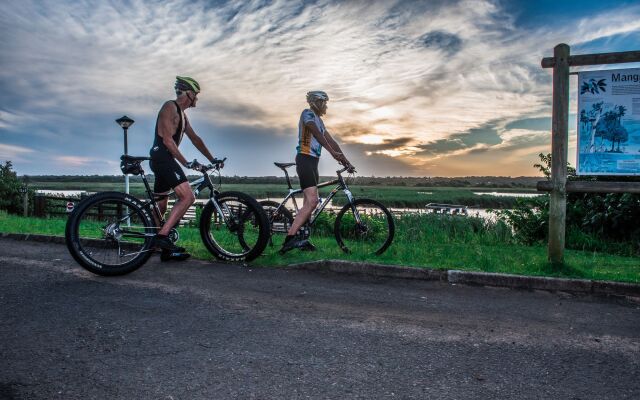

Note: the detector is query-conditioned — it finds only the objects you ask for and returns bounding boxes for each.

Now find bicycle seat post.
[284,169,293,190]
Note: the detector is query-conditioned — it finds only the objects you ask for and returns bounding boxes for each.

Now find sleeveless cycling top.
[150,101,185,162]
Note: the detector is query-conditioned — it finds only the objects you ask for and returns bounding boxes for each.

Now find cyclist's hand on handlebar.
[185,159,204,172]
[337,155,354,172]
[210,157,226,170]
[346,163,356,174]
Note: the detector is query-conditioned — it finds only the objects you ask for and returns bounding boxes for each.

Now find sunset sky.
[1,0,639,177]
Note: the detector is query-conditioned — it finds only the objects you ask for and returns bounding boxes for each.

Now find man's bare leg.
[287,186,318,236]
[158,182,195,236]
[153,182,195,260]
[281,186,318,253]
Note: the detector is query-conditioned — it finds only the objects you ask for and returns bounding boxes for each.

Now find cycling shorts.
[296,153,319,190]
[149,158,188,193]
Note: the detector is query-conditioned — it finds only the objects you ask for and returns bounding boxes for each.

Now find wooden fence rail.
[33,195,203,225]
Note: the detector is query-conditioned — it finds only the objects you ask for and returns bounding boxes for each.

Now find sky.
[1,0,639,177]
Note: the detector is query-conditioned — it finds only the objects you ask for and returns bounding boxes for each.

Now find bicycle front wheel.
[65,192,155,276]
[334,198,395,255]
[200,191,269,262]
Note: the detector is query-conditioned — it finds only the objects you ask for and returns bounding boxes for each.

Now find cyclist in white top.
[280,91,353,254]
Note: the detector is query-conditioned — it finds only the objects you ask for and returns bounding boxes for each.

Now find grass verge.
[0,211,637,283]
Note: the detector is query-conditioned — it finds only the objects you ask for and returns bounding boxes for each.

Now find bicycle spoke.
[336,199,394,255]
[200,193,269,261]
[74,198,152,268]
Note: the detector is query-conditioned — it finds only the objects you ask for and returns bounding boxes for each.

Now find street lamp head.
[116,115,135,129]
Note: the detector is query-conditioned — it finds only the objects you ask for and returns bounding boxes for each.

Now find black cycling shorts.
[149,158,188,193]
[296,153,319,190]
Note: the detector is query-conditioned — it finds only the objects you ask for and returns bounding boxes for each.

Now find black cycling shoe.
[153,234,185,253]
[154,245,186,253]
[279,235,308,255]
[160,249,191,262]
[300,240,316,252]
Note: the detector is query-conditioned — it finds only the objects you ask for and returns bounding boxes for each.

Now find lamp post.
[19,184,28,217]
[115,115,135,194]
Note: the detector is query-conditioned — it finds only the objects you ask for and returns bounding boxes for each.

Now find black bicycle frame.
[272,166,362,226]
[117,168,221,239]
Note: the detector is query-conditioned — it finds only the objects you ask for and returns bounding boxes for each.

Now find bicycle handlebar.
[190,157,227,173]
[336,164,356,175]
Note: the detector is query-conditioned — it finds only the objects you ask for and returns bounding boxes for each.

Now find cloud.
[0,0,639,176]
[0,143,34,161]
[54,156,95,167]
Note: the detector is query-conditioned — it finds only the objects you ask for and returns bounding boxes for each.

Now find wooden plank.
[542,50,640,68]
[537,181,640,193]
[548,43,570,265]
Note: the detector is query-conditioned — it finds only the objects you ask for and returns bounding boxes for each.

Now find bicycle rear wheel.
[65,192,155,276]
[259,200,294,248]
[200,191,269,262]
[334,198,395,255]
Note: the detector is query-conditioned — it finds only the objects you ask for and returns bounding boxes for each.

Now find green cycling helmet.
[175,76,201,93]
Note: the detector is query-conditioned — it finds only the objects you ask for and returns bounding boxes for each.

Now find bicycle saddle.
[274,162,296,170]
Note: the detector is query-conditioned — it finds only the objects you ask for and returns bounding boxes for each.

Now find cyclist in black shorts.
[280,91,354,254]
[149,76,219,261]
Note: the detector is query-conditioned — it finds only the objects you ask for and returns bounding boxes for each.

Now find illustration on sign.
[577,67,640,175]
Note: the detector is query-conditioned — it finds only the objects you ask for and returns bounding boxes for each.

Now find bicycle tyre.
[334,198,395,255]
[258,200,294,247]
[200,191,270,262]
[65,192,155,276]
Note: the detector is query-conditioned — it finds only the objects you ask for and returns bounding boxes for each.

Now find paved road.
[0,238,638,400]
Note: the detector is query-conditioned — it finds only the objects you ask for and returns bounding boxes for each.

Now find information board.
[577,67,640,175]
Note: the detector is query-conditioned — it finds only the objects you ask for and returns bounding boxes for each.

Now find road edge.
[2,232,639,298]
[285,259,640,298]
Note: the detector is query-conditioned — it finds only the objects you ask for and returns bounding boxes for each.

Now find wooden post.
[548,44,570,264]
[34,195,46,218]
[23,193,28,217]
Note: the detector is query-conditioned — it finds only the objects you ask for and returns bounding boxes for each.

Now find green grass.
[1,211,637,283]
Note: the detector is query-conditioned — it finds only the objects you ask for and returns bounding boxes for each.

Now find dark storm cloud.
[362,137,414,152]
[418,122,502,156]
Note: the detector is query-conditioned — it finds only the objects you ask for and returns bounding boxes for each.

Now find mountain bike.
[65,155,270,276]
[259,162,394,255]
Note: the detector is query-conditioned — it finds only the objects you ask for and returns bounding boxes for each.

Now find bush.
[496,153,640,256]
[0,161,25,214]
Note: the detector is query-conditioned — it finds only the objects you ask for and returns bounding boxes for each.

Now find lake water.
[473,192,542,198]
[36,189,87,196]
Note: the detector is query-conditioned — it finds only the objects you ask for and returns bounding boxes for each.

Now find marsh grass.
[30,180,533,208]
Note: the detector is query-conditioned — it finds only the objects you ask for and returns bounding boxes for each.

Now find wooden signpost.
[539,44,640,264]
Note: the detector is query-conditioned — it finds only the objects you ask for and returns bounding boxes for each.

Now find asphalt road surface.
[0,238,638,399]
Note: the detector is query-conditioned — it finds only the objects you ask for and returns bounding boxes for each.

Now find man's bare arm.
[183,117,215,163]
[305,122,340,157]
[157,101,189,166]
[305,122,349,165]
[324,130,345,155]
